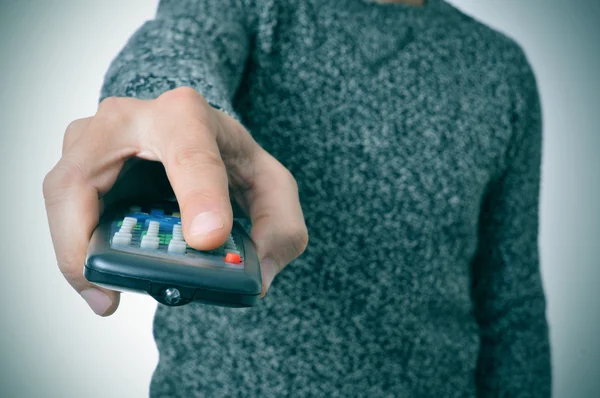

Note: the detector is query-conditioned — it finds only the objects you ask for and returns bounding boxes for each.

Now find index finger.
[155,124,234,250]
[147,89,235,250]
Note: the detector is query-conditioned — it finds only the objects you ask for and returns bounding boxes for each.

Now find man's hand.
[43,87,308,316]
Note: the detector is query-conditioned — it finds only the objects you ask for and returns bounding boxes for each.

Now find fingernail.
[261,258,278,293]
[190,212,224,237]
[81,289,112,316]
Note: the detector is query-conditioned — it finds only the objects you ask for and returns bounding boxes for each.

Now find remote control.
[84,201,262,307]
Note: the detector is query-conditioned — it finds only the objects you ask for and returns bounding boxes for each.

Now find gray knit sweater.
[101,0,551,396]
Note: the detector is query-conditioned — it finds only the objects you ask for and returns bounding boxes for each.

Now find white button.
[120,217,137,233]
[112,231,132,246]
[123,217,138,225]
[168,240,187,254]
[147,221,160,236]
[140,235,160,250]
[225,235,237,250]
[172,225,184,241]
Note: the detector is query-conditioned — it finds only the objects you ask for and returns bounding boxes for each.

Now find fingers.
[162,138,233,250]
[43,161,120,316]
[152,88,307,295]
[47,88,305,314]
[205,105,308,295]
[154,88,234,250]
[44,98,140,316]
[244,150,309,296]
[62,117,92,154]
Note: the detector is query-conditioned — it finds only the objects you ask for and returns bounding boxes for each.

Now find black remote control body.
[84,202,261,307]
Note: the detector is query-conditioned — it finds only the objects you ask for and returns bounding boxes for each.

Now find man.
[43,0,551,396]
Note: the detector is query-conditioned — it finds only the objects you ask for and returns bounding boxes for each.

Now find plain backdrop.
[0,1,598,397]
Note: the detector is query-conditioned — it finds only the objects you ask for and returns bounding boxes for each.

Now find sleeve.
[99,0,256,118]
[470,51,552,397]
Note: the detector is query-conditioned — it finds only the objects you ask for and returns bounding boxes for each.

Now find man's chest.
[237,3,515,239]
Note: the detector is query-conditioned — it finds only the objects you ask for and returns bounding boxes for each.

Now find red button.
[224,252,241,264]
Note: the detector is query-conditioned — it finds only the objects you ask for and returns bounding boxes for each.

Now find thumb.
[245,156,308,297]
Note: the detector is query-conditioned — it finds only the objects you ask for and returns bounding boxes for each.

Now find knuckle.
[171,145,223,171]
[58,254,84,287]
[64,120,79,137]
[179,188,226,211]
[162,86,204,103]
[42,171,54,199]
[261,154,298,191]
[42,159,85,202]
[286,223,309,257]
[158,87,212,121]
[279,166,299,191]
[98,96,123,113]
[172,86,201,98]
[97,96,132,127]
[62,120,82,153]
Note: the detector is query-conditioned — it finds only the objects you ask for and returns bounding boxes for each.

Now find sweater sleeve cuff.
[99,73,241,121]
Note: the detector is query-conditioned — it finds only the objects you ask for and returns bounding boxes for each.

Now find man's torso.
[151,1,525,396]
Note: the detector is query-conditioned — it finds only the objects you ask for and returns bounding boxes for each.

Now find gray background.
[0,0,598,397]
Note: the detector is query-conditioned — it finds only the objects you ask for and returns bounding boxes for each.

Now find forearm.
[100,0,252,117]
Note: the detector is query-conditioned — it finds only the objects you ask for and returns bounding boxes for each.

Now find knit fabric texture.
[101,0,551,396]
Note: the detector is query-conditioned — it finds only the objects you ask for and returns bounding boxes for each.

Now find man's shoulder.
[440,2,533,76]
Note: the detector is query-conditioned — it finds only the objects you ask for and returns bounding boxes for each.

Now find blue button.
[125,212,150,223]
[144,216,181,231]
[150,209,165,217]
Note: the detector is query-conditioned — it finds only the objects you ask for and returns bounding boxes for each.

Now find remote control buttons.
[112,216,137,246]
[172,224,183,240]
[223,235,242,264]
[224,252,242,264]
[147,221,160,235]
[225,235,237,250]
[112,232,131,246]
[168,224,187,254]
[122,217,138,229]
[141,221,160,249]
